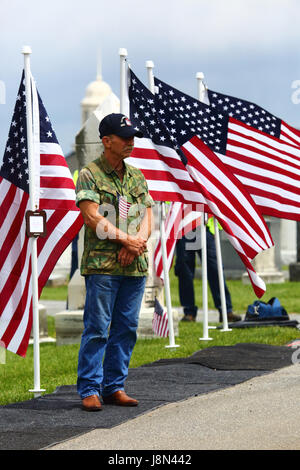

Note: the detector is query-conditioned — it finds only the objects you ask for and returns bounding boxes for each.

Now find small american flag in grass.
[152,298,169,337]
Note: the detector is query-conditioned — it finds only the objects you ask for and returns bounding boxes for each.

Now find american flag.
[207,88,300,147]
[128,70,273,298]
[117,193,131,219]
[127,70,208,207]
[154,202,202,280]
[152,297,169,337]
[155,77,300,222]
[0,72,83,357]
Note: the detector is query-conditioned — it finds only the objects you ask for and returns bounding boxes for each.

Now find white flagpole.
[196,73,212,341]
[146,60,155,94]
[119,48,129,115]
[199,213,212,340]
[214,218,231,332]
[145,60,179,349]
[196,72,231,333]
[22,46,45,397]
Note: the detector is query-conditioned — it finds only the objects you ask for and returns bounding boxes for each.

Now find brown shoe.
[180,315,196,322]
[219,312,241,322]
[227,312,241,322]
[103,390,138,407]
[82,394,102,412]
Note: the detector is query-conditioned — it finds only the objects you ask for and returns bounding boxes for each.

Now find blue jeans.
[175,229,233,318]
[77,274,146,399]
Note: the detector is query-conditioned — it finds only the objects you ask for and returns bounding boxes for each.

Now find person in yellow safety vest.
[174,215,241,323]
[73,169,79,185]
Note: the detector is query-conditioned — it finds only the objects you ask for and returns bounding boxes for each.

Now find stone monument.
[289,221,300,281]
[29,304,48,343]
[242,217,285,286]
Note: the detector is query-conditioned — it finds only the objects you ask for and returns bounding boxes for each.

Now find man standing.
[76,113,154,411]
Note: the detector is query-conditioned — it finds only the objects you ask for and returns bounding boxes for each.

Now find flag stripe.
[2,263,32,355]
[0,238,31,350]
[40,176,76,189]
[227,135,300,175]
[229,120,300,159]
[0,233,30,314]
[224,155,300,206]
[0,191,28,271]
[224,149,300,189]
[39,198,80,210]
[0,181,18,230]
[16,303,33,357]
[281,122,300,146]
[40,153,69,167]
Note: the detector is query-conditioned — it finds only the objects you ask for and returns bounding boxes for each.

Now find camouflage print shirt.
[76,153,154,276]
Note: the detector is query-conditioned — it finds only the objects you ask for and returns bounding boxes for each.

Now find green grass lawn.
[1,271,300,406]
[1,317,299,406]
[40,284,69,301]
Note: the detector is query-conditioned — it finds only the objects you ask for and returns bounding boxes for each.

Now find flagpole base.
[208,326,217,329]
[29,388,46,398]
[199,337,213,341]
[220,328,232,332]
[165,344,180,349]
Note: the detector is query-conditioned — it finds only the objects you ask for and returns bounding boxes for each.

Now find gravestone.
[289,221,300,281]
[29,304,56,345]
[242,217,285,285]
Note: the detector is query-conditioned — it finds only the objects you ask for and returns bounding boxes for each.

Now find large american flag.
[128,70,273,298]
[0,72,83,357]
[155,77,300,221]
[154,202,202,280]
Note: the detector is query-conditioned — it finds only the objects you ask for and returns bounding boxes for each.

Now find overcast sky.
[1,0,300,158]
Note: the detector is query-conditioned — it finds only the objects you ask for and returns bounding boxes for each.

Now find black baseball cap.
[99,113,143,139]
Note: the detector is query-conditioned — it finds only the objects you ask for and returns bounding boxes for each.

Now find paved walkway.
[40,300,300,450]
[45,363,300,451]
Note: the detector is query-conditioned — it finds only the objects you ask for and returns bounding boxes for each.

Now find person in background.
[175,218,241,323]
